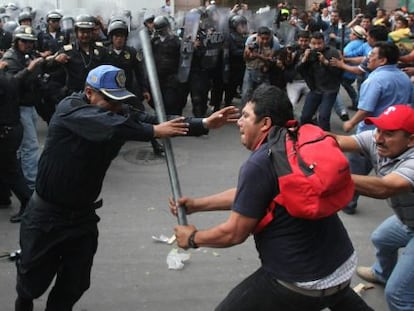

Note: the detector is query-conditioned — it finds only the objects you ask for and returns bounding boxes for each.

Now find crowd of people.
[1,0,414,310]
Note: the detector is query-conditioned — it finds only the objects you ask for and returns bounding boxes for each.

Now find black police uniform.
[151,32,186,115]
[0,27,12,55]
[224,30,247,106]
[36,29,71,123]
[2,47,44,113]
[187,28,224,117]
[57,41,107,93]
[15,92,210,310]
[0,69,32,214]
[104,45,148,106]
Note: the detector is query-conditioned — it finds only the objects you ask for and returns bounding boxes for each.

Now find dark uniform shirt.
[36,92,208,209]
[37,29,70,54]
[57,40,107,93]
[0,69,19,125]
[2,47,44,107]
[104,45,148,99]
[0,28,12,53]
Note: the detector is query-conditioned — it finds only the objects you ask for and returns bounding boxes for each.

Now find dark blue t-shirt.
[232,141,354,282]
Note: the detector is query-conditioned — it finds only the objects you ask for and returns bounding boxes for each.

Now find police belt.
[33,192,103,216]
[276,279,350,297]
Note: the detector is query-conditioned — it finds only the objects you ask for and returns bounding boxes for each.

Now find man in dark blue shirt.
[172,84,373,311]
[14,65,239,311]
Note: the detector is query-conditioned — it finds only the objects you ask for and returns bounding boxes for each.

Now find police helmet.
[153,16,170,31]
[47,10,63,21]
[6,3,18,11]
[13,25,37,42]
[74,14,95,29]
[3,20,17,33]
[61,16,74,31]
[229,15,247,30]
[18,11,32,23]
[189,7,207,18]
[0,13,10,24]
[108,19,128,37]
[143,13,155,24]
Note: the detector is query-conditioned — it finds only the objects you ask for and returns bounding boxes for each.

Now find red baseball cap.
[364,105,414,134]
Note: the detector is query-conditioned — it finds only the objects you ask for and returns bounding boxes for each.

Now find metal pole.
[138,29,188,226]
[352,0,355,19]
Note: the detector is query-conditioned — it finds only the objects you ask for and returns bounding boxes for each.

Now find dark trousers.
[189,70,210,117]
[300,91,338,131]
[215,267,373,311]
[0,123,32,206]
[15,197,99,311]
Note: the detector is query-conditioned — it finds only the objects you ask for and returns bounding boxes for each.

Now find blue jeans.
[370,215,414,311]
[341,77,357,108]
[241,68,269,106]
[18,106,39,190]
[300,90,338,131]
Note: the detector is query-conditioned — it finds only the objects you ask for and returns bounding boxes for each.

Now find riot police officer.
[17,11,32,26]
[53,14,107,94]
[105,18,165,155]
[151,16,184,115]
[0,61,32,222]
[0,13,12,57]
[105,18,149,102]
[186,7,225,117]
[37,11,69,55]
[224,14,248,107]
[2,25,44,194]
[36,10,70,124]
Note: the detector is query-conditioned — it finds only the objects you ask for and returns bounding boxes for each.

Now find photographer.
[241,26,280,106]
[297,31,342,131]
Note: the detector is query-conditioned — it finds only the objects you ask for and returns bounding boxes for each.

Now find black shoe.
[10,209,24,223]
[10,214,22,223]
[340,113,350,121]
[342,206,356,215]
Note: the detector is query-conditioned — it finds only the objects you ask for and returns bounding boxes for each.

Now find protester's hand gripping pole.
[139,29,188,225]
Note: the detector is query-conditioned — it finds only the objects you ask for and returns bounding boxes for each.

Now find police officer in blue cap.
[14,65,239,311]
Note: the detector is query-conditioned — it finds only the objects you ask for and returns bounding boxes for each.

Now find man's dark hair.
[310,31,324,41]
[257,26,271,35]
[297,30,310,39]
[374,41,400,64]
[368,25,389,41]
[249,85,293,126]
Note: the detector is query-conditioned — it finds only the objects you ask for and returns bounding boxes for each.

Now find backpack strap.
[252,125,294,234]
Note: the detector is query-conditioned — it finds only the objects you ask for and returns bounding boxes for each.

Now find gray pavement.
[0,100,391,311]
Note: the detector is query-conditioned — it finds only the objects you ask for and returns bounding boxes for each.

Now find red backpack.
[254,121,354,234]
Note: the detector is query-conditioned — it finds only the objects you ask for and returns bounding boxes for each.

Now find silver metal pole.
[352,0,355,19]
[138,29,188,226]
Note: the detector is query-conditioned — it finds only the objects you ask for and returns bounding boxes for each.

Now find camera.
[308,49,320,62]
[248,42,259,51]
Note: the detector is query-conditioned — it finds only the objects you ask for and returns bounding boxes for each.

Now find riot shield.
[177,11,200,83]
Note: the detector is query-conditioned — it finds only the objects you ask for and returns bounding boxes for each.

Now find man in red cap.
[333,104,414,311]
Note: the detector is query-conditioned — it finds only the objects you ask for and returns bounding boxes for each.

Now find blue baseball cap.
[86,65,136,101]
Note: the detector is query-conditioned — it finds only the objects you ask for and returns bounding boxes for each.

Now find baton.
[138,29,188,226]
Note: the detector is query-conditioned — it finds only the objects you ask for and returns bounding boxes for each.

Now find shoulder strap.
[252,126,291,234]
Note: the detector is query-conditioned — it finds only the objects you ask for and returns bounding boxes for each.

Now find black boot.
[10,200,27,223]
[15,296,33,311]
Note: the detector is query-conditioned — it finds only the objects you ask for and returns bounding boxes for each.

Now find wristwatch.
[188,230,199,249]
